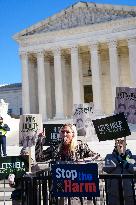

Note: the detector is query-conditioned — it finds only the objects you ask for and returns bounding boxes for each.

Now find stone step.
[0,201,12,205]
[0,187,14,192]
[0,184,10,188]
[0,180,9,184]
[0,196,11,201]
[0,191,12,196]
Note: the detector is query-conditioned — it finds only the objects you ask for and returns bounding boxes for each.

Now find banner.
[43,124,63,146]
[19,114,42,147]
[115,87,136,124]
[92,113,131,141]
[73,103,95,137]
[0,156,29,179]
[52,163,100,197]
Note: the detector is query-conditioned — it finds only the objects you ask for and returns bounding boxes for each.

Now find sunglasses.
[116,140,124,144]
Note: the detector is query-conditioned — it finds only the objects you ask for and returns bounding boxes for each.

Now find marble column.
[20,52,30,114]
[108,40,120,110]
[45,57,52,119]
[71,45,82,105]
[61,56,67,116]
[53,48,64,118]
[89,43,102,113]
[79,53,84,103]
[128,38,136,86]
[37,51,47,121]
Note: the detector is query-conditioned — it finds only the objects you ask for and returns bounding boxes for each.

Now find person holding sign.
[8,147,36,205]
[8,147,29,205]
[0,116,10,157]
[103,137,136,205]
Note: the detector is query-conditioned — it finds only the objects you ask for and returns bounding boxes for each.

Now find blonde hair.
[59,124,77,152]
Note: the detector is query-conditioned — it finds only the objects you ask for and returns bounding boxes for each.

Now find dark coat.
[103,149,136,205]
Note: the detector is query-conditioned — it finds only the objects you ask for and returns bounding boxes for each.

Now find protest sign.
[0,156,29,179]
[92,113,131,141]
[52,163,100,197]
[43,124,63,146]
[19,114,42,147]
[115,87,136,124]
[73,103,95,137]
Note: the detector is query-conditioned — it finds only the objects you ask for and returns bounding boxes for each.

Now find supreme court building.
[13,2,136,122]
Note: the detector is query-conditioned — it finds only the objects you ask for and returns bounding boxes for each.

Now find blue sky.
[0,0,136,85]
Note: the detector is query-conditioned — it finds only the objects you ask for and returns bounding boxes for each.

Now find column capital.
[19,51,28,58]
[127,38,136,47]
[108,40,117,49]
[36,50,45,58]
[70,45,78,54]
[52,47,61,56]
[88,42,99,52]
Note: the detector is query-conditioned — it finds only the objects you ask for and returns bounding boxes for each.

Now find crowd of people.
[35,123,136,205]
[0,118,135,205]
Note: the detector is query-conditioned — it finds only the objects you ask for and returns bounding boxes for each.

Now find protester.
[8,147,29,204]
[8,147,37,205]
[56,123,100,161]
[48,123,101,205]
[103,137,136,205]
[0,116,10,156]
[41,123,101,162]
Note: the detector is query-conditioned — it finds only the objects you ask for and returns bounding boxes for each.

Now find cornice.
[18,16,136,48]
[17,18,136,54]
[13,2,136,39]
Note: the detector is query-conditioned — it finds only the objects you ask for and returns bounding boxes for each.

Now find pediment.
[15,1,136,38]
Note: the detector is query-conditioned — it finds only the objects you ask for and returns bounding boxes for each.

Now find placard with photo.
[19,114,42,147]
[115,87,136,124]
[73,103,95,137]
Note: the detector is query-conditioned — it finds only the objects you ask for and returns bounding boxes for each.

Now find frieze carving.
[23,3,136,36]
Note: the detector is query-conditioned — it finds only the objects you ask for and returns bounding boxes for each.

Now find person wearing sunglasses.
[103,137,136,205]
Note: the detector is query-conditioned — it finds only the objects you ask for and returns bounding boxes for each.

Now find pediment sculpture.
[23,2,136,36]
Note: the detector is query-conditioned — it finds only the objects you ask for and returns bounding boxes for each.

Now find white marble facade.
[0,84,22,116]
[13,2,136,122]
